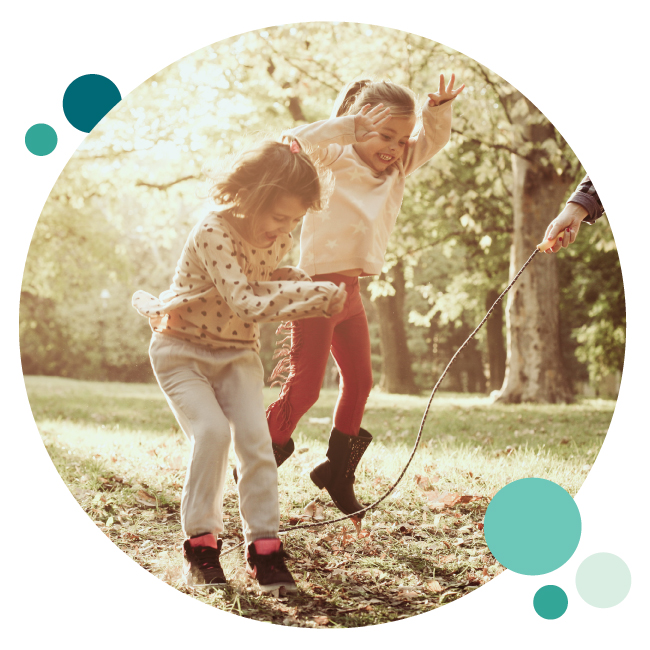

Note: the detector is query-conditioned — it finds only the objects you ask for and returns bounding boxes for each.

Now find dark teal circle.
[534,585,568,619]
[484,478,581,575]
[63,74,121,133]
[25,123,58,156]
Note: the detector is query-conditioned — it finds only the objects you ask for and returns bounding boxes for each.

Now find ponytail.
[331,79,372,118]
[331,78,417,120]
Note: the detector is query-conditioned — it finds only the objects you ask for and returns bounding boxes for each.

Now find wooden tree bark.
[374,261,418,394]
[485,289,506,392]
[496,104,574,403]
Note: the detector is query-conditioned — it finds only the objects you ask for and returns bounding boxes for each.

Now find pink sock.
[188,533,218,548]
[253,538,281,555]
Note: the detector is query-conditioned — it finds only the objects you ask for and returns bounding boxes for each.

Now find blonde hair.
[206,137,330,241]
[332,79,417,119]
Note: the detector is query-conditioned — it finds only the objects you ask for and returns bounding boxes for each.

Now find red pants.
[266,274,373,445]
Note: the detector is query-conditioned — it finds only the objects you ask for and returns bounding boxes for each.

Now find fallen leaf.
[135,489,157,507]
[427,580,443,593]
[414,474,431,490]
[303,498,324,520]
[313,616,329,626]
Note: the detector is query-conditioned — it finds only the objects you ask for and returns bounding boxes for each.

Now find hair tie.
[289,140,301,154]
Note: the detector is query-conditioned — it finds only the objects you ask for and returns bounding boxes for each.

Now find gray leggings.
[149,333,279,544]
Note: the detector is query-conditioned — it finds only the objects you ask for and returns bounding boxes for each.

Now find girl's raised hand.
[354,103,391,142]
[428,73,465,106]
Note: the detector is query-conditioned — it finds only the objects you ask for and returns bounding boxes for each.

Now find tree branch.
[260,37,341,95]
[451,128,533,161]
[135,175,200,190]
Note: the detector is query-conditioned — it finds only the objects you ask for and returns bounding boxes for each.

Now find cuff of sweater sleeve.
[567,192,602,224]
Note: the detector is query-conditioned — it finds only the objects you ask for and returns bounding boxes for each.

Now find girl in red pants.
[266,75,465,517]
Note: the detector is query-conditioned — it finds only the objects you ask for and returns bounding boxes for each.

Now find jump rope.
[220,236,559,557]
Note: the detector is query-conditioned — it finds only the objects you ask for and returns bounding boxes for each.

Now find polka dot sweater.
[132,212,341,352]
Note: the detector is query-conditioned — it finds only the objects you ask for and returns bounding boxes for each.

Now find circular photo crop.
[20,22,624,627]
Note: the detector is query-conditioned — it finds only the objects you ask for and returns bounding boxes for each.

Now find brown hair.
[206,137,330,241]
[332,79,417,119]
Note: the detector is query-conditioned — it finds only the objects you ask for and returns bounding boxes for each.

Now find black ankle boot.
[234,439,295,483]
[272,438,295,467]
[310,427,373,518]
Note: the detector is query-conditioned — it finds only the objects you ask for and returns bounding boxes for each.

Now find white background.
[3,1,648,647]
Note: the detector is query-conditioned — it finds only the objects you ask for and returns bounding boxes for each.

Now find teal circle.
[533,585,568,619]
[576,553,631,608]
[484,478,581,575]
[63,74,121,133]
[25,123,58,156]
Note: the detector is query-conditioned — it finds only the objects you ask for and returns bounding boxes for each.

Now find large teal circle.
[484,478,581,575]
[25,123,58,156]
[533,585,568,619]
[62,74,121,133]
[576,553,631,607]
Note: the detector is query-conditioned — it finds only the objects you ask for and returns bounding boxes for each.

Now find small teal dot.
[576,553,631,608]
[534,585,568,619]
[63,74,121,133]
[484,478,581,575]
[25,123,58,156]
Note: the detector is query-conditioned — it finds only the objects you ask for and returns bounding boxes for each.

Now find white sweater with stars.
[287,99,454,276]
[132,212,340,352]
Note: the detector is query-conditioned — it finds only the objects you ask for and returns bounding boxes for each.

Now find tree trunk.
[485,289,506,392]
[496,114,574,403]
[374,261,418,394]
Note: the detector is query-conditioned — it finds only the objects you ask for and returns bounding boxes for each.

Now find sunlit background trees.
[19,23,624,401]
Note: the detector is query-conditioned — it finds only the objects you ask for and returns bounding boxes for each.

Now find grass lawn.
[25,375,614,627]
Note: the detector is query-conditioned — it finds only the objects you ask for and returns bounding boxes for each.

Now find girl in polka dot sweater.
[132,139,346,591]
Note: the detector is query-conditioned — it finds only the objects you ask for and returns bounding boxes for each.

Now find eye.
[381,134,391,141]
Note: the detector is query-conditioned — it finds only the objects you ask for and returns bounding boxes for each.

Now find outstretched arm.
[402,74,464,176]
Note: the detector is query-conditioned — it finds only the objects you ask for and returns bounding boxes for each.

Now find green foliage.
[557,214,624,385]
[19,22,624,390]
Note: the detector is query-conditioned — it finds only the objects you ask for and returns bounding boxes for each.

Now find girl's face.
[250,194,307,248]
[353,113,417,173]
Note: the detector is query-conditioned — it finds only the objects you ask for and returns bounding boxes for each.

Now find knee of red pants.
[266,380,322,446]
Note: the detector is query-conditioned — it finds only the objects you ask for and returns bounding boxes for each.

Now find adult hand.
[542,203,588,253]
[428,73,465,106]
[354,104,391,141]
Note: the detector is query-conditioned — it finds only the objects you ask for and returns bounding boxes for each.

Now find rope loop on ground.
[221,249,540,556]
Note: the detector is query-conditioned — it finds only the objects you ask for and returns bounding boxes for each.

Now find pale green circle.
[576,553,631,608]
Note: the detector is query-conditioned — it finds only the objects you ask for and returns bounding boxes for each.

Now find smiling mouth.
[377,154,393,163]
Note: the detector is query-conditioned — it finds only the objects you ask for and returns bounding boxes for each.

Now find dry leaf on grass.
[303,498,325,520]
[313,616,329,626]
[426,580,443,593]
[135,489,157,507]
[414,474,431,490]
